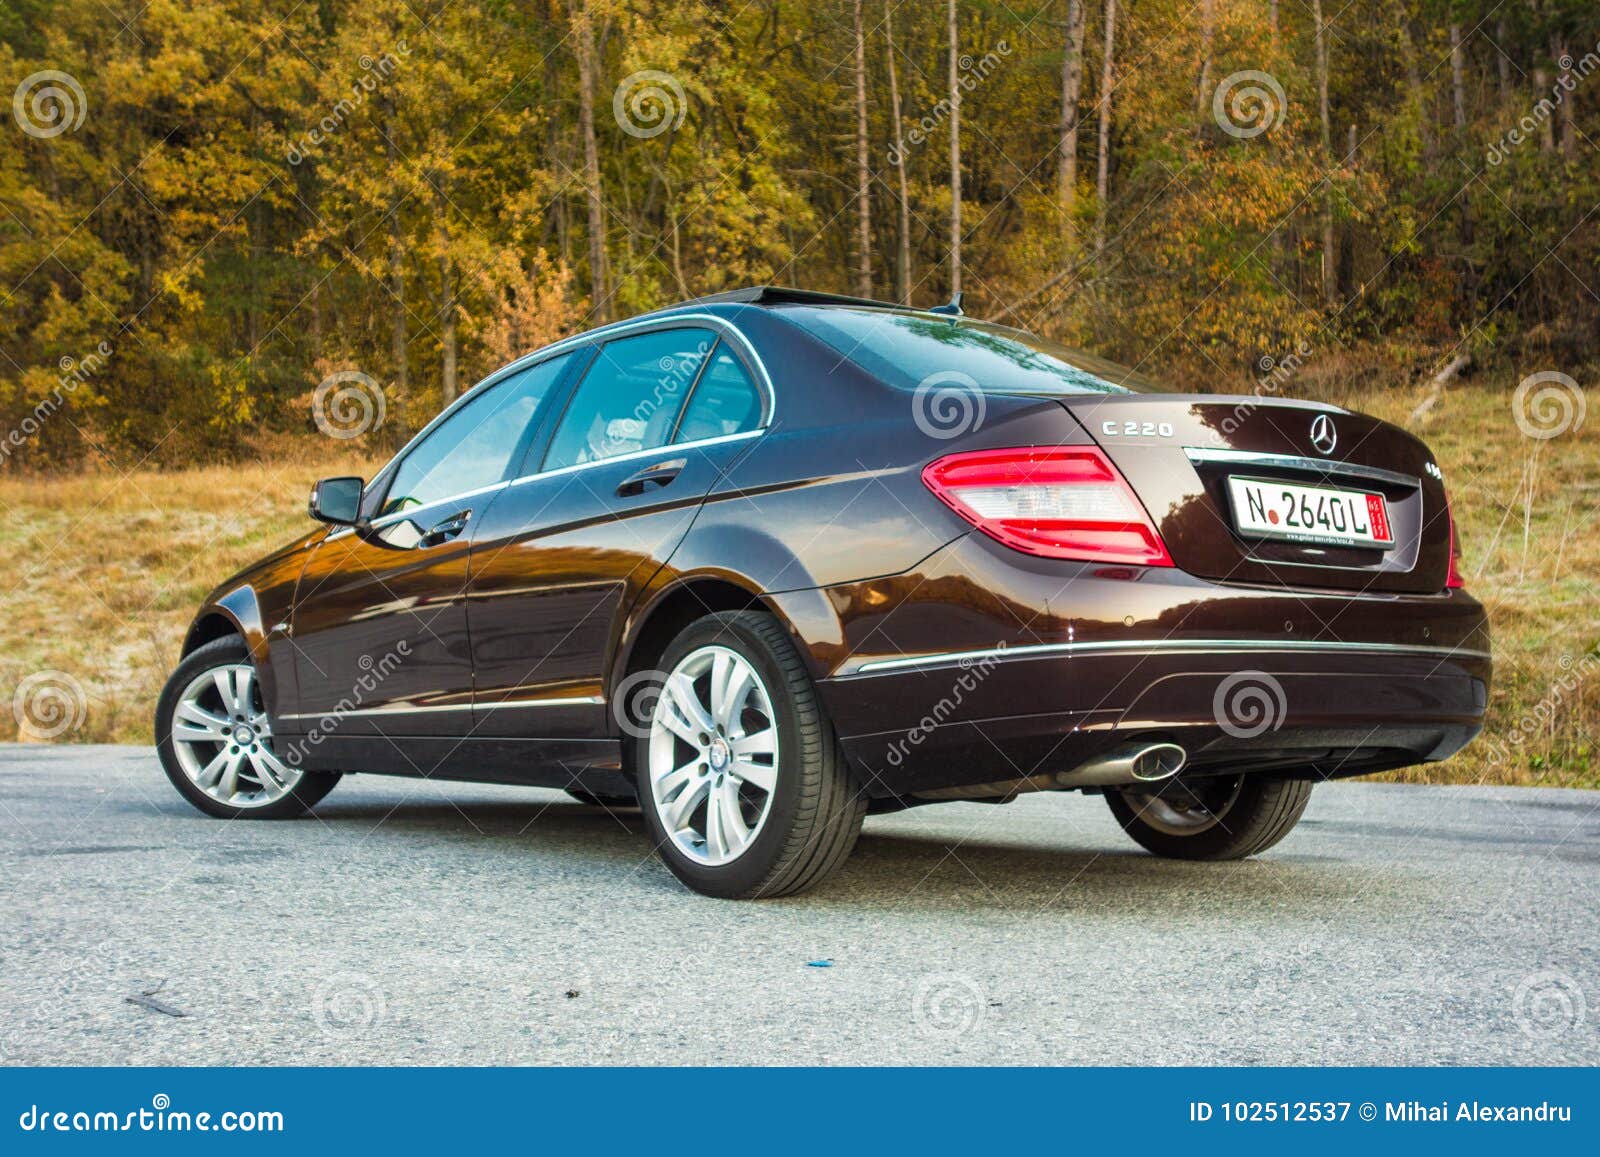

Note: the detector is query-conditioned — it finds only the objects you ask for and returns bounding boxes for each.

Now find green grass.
[0,379,1594,788]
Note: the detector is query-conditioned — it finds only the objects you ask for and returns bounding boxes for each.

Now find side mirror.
[308,476,364,526]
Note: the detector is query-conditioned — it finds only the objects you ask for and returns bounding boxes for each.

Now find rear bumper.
[823,640,1487,797]
[809,536,1490,798]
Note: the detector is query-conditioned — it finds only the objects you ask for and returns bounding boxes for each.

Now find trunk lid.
[1057,394,1452,594]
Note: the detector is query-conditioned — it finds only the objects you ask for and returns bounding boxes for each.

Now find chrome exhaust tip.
[1055,741,1188,787]
[1129,742,1187,782]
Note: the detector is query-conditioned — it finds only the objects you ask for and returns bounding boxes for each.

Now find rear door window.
[543,328,717,470]
[673,344,764,443]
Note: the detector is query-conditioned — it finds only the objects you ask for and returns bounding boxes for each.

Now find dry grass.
[0,378,1594,788]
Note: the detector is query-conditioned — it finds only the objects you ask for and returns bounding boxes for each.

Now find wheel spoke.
[195,749,232,789]
[665,673,714,734]
[713,660,754,728]
[730,757,776,794]
[730,728,775,759]
[215,749,246,799]
[248,748,289,794]
[715,780,749,851]
[653,757,700,799]
[657,695,702,746]
[664,777,709,831]
[173,701,231,745]
[704,783,728,859]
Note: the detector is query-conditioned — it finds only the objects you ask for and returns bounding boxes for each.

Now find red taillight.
[922,446,1174,566]
[1445,496,1465,589]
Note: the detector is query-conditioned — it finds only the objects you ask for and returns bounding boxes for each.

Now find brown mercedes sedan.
[157,287,1490,897]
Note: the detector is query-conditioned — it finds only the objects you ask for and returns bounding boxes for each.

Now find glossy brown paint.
[180,296,1490,798]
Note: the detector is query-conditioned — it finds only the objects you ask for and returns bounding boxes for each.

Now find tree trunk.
[1194,0,1215,120]
[382,97,408,398]
[1058,0,1086,233]
[885,1,912,302]
[575,2,609,321]
[1553,33,1576,154]
[947,0,961,295]
[1449,24,1467,131]
[1496,18,1512,100]
[1397,9,1433,161]
[1534,66,1555,150]
[435,182,457,405]
[1094,0,1117,257]
[853,0,872,298]
[1312,0,1336,305]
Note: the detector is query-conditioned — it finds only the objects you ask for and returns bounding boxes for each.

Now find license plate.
[1226,476,1394,548]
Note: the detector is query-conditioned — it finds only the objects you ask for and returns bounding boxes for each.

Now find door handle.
[615,458,686,498]
[419,510,471,548]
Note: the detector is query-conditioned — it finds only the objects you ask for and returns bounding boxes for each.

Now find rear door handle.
[419,510,471,548]
[616,458,686,498]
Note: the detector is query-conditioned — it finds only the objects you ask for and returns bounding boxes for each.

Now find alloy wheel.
[169,662,301,808]
[647,645,780,866]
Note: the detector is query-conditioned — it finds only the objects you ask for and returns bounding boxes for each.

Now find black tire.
[155,635,341,820]
[565,789,637,809]
[1106,774,1312,860]
[633,610,867,899]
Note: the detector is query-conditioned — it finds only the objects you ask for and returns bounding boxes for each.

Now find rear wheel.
[1106,774,1312,860]
[156,636,341,819]
[633,610,866,899]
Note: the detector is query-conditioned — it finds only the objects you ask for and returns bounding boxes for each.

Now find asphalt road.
[1,744,1596,1066]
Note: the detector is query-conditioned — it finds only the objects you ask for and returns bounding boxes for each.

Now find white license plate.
[1226,476,1394,548]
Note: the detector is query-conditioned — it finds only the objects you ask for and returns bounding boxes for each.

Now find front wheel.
[1106,774,1312,860]
[633,611,866,899]
[155,636,341,820]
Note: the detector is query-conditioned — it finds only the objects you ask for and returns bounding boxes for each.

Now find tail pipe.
[1055,742,1187,788]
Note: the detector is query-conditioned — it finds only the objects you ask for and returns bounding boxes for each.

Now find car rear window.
[776,305,1154,395]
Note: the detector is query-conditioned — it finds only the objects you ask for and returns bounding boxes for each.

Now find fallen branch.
[1408,352,1472,424]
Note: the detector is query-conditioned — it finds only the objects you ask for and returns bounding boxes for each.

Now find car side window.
[673,343,763,443]
[379,353,571,517]
[542,328,716,470]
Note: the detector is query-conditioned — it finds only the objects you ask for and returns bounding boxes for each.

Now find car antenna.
[927,291,964,318]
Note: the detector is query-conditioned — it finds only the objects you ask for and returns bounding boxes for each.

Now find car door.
[466,325,769,739]
[286,353,576,738]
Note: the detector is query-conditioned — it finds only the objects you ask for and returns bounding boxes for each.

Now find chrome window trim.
[1185,447,1420,490]
[836,637,1491,677]
[277,695,604,721]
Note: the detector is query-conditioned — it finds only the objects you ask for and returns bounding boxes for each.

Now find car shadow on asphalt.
[257,795,1414,915]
